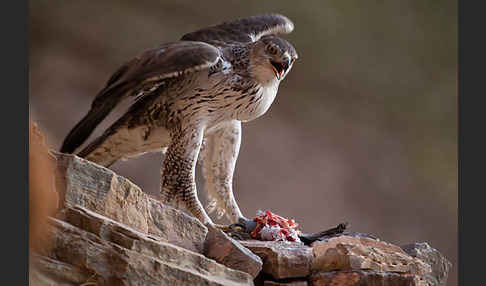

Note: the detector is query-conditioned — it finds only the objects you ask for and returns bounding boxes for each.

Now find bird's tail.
[60,92,122,154]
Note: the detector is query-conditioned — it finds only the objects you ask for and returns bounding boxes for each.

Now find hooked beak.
[270,58,291,80]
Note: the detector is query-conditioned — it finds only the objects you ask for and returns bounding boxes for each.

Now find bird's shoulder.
[108,42,221,90]
[91,41,223,108]
[215,44,251,75]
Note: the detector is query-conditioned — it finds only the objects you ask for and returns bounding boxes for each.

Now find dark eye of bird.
[267,45,278,55]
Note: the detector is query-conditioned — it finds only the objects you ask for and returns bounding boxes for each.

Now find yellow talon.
[214,223,245,233]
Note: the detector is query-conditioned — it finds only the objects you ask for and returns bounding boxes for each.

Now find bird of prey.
[60,14,298,231]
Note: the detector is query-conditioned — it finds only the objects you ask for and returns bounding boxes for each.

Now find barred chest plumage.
[162,60,281,129]
[232,77,279,122]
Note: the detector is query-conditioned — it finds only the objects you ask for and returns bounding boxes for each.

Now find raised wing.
[95,41,220,105]
[180,14,294,46]
[60,41,220,154]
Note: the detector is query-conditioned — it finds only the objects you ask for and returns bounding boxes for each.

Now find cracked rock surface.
[31,154,254,286]
[240,234,450,286]
[30,153,451,286]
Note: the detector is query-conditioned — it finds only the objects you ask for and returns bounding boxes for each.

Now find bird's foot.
[213,224,238,233]
[231,217,258,233]
[213,217,257,240]
[213,217,257,233]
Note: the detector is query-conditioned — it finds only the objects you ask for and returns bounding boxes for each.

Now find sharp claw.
[229,223,245,232]
[213,218,257,237]
[213,223,247,234]
[213,224,232,232]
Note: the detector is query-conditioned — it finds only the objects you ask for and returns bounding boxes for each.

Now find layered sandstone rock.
[30,153,255,286]
[54,152,207,253]
[29,153,451,286]
[239,240,313,280]
[204,224,263,278]
[245,233,450,286]
[32,210,253,286]
[311,235,431,275]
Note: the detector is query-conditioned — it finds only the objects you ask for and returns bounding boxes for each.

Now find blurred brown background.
[29,1,457,285]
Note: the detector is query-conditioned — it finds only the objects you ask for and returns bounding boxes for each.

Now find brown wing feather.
[61,41,220,154]
[180,14,294,46]
[94,41,220,106]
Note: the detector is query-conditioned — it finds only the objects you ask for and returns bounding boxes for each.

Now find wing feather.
[61,41,220,154]
[180,14,294,46]
[94,41,220,105]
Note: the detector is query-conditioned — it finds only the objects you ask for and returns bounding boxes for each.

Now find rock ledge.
[30,153,451,286]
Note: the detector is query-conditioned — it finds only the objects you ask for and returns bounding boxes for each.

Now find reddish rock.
[29,122,59,254]
[240,240,313,279]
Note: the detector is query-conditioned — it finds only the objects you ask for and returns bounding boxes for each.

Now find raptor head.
[249,35,298,84]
